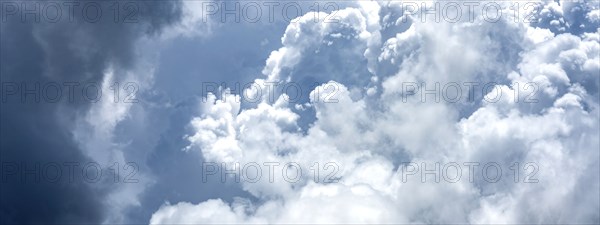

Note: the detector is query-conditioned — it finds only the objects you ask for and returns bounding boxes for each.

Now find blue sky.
[1,0,599,224]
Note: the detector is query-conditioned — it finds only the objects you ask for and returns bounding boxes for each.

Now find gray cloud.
[0,1,182,223]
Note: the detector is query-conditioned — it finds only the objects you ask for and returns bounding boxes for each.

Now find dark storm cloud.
[0,1,182,224]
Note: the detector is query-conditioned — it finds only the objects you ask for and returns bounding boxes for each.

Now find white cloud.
[72,40,163,224]
[151,1,600,223]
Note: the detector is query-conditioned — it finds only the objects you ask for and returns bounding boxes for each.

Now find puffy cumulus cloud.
[150,199,254,224]
[154,81,481,223]
[252,4,382,104]
[534,0,599,34]
[151,0,599,224]
[151,183,404,224]
[462,89,600,223]
[515,33,600,103]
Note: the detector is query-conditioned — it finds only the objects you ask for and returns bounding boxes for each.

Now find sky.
[0,0,599,224]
